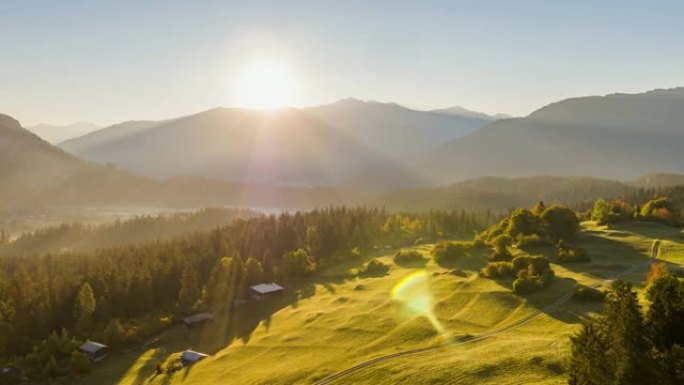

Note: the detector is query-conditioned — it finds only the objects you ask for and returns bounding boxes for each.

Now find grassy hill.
[77,220,684,385]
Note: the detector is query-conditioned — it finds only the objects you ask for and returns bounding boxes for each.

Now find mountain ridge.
[59,99,493,187]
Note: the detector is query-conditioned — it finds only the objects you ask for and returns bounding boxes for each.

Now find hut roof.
[79,341,108,354]
[250,282,284,295]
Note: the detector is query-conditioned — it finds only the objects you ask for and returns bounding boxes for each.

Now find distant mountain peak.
[431,105,512,121]
[321,98,408,110]
[26,121,101,144]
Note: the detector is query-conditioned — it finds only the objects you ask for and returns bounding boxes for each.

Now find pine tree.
[603,280,653,384]
[262,249,274,282]
[206,257,238,310]
[70,350,91,374]
[568,280,653,385]
[74,282,96,336]
[244,257,264,288]
[104,318,126,348]
[568,323,611,385]
[646,273,684,350]
[178,268,200,311]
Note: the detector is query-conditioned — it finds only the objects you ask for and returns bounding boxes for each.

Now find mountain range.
[59,100,495,187]
[59,88,684,189]
[26,122,101,144]
[420,88,684,182]
[5,87,684,212]
[431,105,512,120]
[0,114,154,208]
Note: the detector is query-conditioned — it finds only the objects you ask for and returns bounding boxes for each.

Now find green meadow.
[78,221,684,385]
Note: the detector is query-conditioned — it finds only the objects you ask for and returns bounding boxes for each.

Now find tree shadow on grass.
[485,274,601,326]
[610,221,683,243]
[434,252,488,272]
[394,256,429,268]
[560,230,655,280]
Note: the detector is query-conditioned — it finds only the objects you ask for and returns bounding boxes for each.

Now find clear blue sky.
[2,0,684,126]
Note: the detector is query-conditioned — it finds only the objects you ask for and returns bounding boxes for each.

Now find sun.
[237,59,297,109]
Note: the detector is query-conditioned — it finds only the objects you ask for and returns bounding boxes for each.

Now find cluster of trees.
[568,269,684,384]
[475,203,582,294]
[482,255,555,293]
[637,197,681,226]
[0,206,488,381]
[556,240,590,263]
[430,240,482,266]
[359,259,390,277]
[591,197,680,227]
[392,249,427,266]
[626,185,684,223]
[591,198,633,225]
[480,203,580,253]
[0,207,257,257]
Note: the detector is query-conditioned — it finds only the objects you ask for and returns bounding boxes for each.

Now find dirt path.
[313,241,660,385]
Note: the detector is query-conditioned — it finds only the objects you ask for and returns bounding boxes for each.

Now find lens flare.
[391,270,445,334]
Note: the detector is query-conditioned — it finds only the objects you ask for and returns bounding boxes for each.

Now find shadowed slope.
[420,88,684,182]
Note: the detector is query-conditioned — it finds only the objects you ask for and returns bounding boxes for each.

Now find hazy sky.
[3,0,684,126]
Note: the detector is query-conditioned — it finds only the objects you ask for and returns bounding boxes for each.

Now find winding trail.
[313,240,661,385]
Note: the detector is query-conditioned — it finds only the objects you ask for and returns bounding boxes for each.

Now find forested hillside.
[0,208,256,256]
[0,207,487,383]
[377,176,636,212]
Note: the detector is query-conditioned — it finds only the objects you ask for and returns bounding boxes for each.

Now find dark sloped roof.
[180,350,209,363]
[79,341,108,354]
[250,282,284,295]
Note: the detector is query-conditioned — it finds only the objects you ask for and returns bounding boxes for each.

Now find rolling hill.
[76,220,683,385]
[0,113,156,208]
[0,113,357,214]
[420,88,684,183]
[60,101,494,188]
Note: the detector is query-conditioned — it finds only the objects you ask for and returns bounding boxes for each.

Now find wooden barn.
[79,341,109,362]
[249,282,284,300]
[180,350,209,366]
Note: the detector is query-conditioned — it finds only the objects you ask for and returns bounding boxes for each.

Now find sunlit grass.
[78,221,684,385]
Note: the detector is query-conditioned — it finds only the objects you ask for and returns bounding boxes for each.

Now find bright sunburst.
[237,59,297,109]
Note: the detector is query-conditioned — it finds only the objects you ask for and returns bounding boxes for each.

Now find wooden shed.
[79,341,109,362]
[249,282,284,300]
[180,350,209,366]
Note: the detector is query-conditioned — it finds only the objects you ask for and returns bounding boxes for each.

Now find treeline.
[591,196,681,227]
[0,207,489,381]
[0,208,256,257]
[568,267,684,384]
[624,185,684,223]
